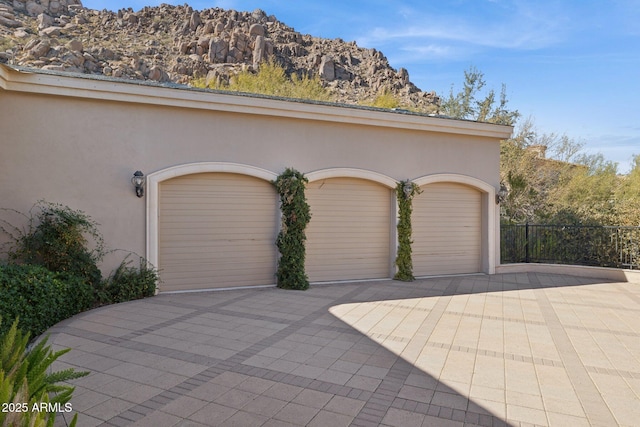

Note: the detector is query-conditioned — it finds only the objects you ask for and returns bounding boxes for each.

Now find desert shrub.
[193,59,333,102]
[363,89,402,109]
[3,202,105,288]
[100,257,158,304]
[0,264,94,338]
[0,318,87,427]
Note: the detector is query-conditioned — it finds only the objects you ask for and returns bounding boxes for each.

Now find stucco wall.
[0,71,507,272]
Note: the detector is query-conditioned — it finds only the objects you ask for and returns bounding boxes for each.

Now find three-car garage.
[155,169,488,292]
[1,64,511,295]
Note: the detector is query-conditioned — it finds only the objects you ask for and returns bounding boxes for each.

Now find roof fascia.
[0,64,513,139]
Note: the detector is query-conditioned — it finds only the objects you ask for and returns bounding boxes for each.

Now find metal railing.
[501,224,640,269]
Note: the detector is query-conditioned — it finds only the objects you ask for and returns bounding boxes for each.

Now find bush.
[273,168,311,290]
[1,202,159,337]
[3,202,105,288]
[100,257,158,304]
[0,318,88,427]
[193,59,333,102]
[362,89,402,109]
[0,264,94,338]
[394,181,420,281]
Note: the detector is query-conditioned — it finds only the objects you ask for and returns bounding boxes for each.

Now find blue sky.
[83,0,640,173]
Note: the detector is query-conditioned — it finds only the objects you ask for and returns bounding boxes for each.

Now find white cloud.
[356,1,569,56]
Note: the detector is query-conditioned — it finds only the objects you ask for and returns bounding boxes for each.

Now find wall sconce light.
[132,170,145,198]
[403,181,413,198]
[496,183,508,204]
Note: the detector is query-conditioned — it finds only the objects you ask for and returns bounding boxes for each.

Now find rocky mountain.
[0,0,440,110]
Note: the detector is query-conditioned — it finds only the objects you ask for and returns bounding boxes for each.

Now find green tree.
[547,153,619,225]
[499,118,600,224]
[440,66,520,125]
[614,154,640,226]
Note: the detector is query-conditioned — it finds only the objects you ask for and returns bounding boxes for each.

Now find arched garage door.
[159,173,278,291]
[413,182,482,276]
[305,177,393,282]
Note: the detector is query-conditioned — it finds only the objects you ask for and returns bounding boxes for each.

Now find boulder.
[123,12,137,25]
[397,68,409,86]
[26,1,45,16]
[213,21,224,35]
[14,28,29,37]
[189,11,200,31]
[39,26,61,36]
[208,37,228,63]
[319,55,335,81]
[29,39,51,58]
[66,39,82,52]
[252,35,265,67]
[37,12,54,29]
[147,65,166,81]
[249,23,264,37]
[48,0,61,15]
[230,31,248,52]
[178,41,189,55]
[205,69,218,87]
[228,46,242,62]
[202,20,214,34]
[62,51,83,66]
[251,9,266,21]
[0,15,21,27]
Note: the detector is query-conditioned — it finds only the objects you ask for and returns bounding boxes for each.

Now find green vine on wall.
[273,168,311,290]
[394,180,420,281]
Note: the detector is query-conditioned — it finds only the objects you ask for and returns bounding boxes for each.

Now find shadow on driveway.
[48,272,638,426]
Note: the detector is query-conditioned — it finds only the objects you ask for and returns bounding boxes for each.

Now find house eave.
[0,64,513,139]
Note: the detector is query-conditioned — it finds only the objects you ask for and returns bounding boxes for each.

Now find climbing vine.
[273,168,311,290]
[394,180,420,281]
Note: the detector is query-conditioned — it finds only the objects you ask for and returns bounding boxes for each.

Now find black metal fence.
[501,224,640,269]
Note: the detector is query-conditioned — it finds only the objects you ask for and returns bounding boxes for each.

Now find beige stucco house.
[0,64,512,292]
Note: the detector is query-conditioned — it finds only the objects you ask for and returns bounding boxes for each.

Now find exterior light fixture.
[403,181,413,198]
[496,183,508,204]
[132,170,145,198]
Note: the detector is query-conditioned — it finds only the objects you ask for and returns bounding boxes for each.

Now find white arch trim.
[413,173,495,195]
[146,162,279,270]
[305,168,397,188]
[412,173,499,275]
[147,162,278,183]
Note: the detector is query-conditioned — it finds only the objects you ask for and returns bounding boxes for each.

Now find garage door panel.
[161,259,275,274]
[160,246,274,259]
[161,231,273,240]
[159,173,277,292]
[306,204,389,213]
[306,231,390,239]
[305,177,392,282]
[413,182,481,276]
[305,248,390,256]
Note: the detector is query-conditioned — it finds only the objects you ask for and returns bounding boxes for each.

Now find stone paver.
[46,273,640,426]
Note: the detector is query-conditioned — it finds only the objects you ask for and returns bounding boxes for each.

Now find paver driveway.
[48,273,640,426]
